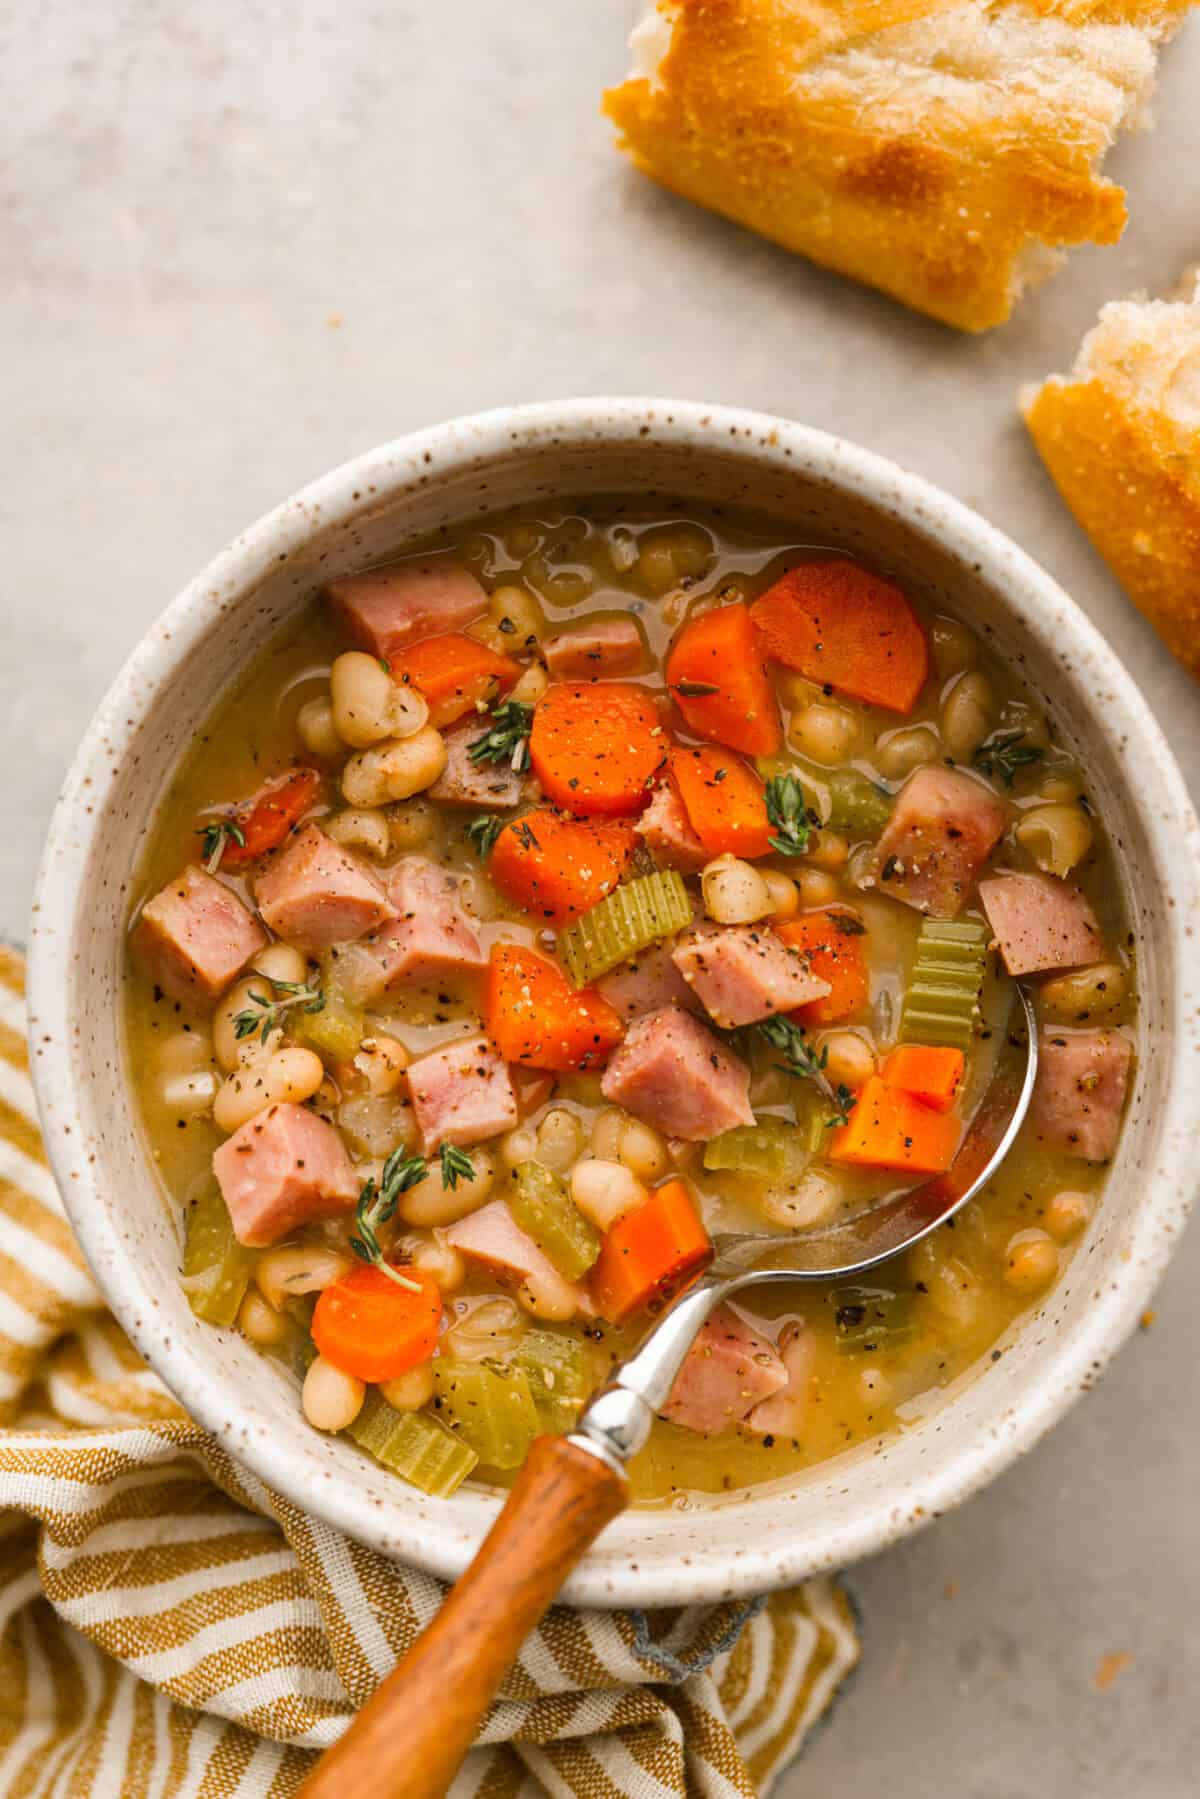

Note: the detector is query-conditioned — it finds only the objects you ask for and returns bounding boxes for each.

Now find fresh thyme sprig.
[232,976,325,1042]
[467,700,534,772]
[197,818,246,873]
[465,814,503,859]
[972,731,1044,788]
[439,1143,476,1189]
[349,1148,428,1291]
[764,773,815,858]
[757,1014,854,1128]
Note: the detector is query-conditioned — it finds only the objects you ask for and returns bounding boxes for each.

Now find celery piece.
[294,995,364,1062]
[558,870,691,987]
[508,1162,600,1281]
[345,1393,478,1496]
[433,1358,541,1469]
[900,918,989,1052]
[180,1185,255,1327]
[828,1283,915,1354]
[515,1329,589,1434]
[825,768,893,836]
[704,1118,810,1184]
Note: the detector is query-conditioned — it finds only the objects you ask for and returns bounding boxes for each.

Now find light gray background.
[4,5,1199,1794]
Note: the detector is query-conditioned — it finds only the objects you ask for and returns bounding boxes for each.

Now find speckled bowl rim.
[28,398,1200,1607]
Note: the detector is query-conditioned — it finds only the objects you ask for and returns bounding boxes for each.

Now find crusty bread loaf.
[1023,276,1200,678]
[604,1,1194,333]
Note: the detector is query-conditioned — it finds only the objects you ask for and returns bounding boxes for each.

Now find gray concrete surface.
[4,4,1199,1793]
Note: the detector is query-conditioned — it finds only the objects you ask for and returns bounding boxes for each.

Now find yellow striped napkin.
[0,946,858,1797]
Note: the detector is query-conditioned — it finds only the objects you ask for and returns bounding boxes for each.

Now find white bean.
[395,1230,465,1292]
[250,942,308,986]
[1044,1190,1092,1243]
[342,727,447,806]
[818,1031,875,1090]
[353,1035,409,1096]
[804,830,849,872]
[442,1295,525,1360]
[941,670,994,763]
[379,1362,435,1411]
[155,1029,213,1077]
[213,976,273,1073]
[760,1165,844,1230]
[930,616,979,680]
[796,868,839,907]
[256,1244,351,1311]
[324,807,392,861]
[331,651,428,748]
[489,584,544,646]
[702,854,773,924]
[213,1046,324,1133]
[516,1264,581,1321]
[763,870,800,921]
[238,1289,291,1347]
[1003,1230,1059,1294]
[387,799,436,853]
[571,1159,646,1232]
[1014,804,1093,878]
[1040,962,1126,1021]
[875,725,940,780]
[296,695,342,760]
[536,1108,583,1173]
[788,703,859,766]
[500,1125,538,1170]
[510,662,549,706]
[397,1149,495,1227]
[302,1356,365,1432]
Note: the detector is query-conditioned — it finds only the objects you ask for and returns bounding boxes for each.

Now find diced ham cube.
[661,1305,787,1435]
[254,825,395,953]
[135,866,267,1005]
[428,721,524,810]
[597,941,700,1021]
[671,923,830,1029]
[871,766,1008,917]
[747,1326,815,1438]
[328,858,486,1006]
[636,781,707,873]
[406,1032,518,1152]
[542,614,647,680]
[601,1006,754,1140]
[980,872,1104,976]
[326,560,487,662]
[444,1200,586,1319]
[212,1102,359,1247]
[1032,1028,1132,1162]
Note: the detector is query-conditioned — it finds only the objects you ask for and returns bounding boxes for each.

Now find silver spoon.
[298,984,1038,1799]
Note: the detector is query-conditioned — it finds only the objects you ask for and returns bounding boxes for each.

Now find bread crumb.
[1094,1651,1134,1692]
[1140,1310,1157,1330]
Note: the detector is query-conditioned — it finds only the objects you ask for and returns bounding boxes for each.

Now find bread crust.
[1024,375,1200,678]
[604,0,1191,332]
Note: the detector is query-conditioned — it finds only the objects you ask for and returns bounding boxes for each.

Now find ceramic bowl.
[28,399,1200,1606]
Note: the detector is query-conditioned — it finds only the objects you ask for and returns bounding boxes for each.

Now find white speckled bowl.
[28,400,1200,1606]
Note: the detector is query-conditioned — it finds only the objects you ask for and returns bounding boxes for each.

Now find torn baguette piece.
[1023,274,1200,679]
[604,1,1195,334]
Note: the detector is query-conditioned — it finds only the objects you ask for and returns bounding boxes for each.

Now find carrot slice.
[529,682,664,817]
[777,909,869,1027]
[489,810,638,924]
[311,1263,442,1383]
[208,767,323,868]
[881,1045,965,1113]
[828,1076,960,1175]
[391,632,520,728]
[666,602,781,755]
[669,745,771,859]
[590,1178,712,1324]
[485,942,624,1071]
[751,562,929,714]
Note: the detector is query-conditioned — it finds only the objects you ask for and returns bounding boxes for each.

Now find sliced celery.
[345,1393,478,1496]
[508,1163,600,1281]
[825,768,893,836]
[180,1185,254,1327]
[295,994,365,1062]
[515,1329,589,1434]
[704,1118,810,1183]
[558,870,691,987]
[828,1283,915,1354]
[433,1358,541,1469]
[900,918,989,1052]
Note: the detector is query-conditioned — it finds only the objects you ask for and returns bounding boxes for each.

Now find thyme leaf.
[756,1014,853,1127]
[439,1143,476,1189]
[467,700,534,772]
[764,773,813,858]
[197,818,246,873]
[348,1146,428,1290]
[232,976,325,1042]
[973,731,1044,788]
[465,814,503,859]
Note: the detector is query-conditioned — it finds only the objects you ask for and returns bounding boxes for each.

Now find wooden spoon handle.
[297,1435,627,1799]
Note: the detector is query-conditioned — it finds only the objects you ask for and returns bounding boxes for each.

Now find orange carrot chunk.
[391,632,520,728]
[311,1263,442,1383]
[590,1178,712,1324]
[529,682,664,817]
[881,1045,965,1113]
[484,942,624,1071]
[669,745,772,859]
[489,810,637,924]
[829,1075,960,1175]
[777,909,869,1028]
[666,602,781,756]
[204,767,323,869]
[751,562,929,714]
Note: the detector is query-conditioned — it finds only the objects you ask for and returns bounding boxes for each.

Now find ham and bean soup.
[127,509,1135,1504]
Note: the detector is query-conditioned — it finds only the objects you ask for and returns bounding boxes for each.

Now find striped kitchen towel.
[0,946,858,1797]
